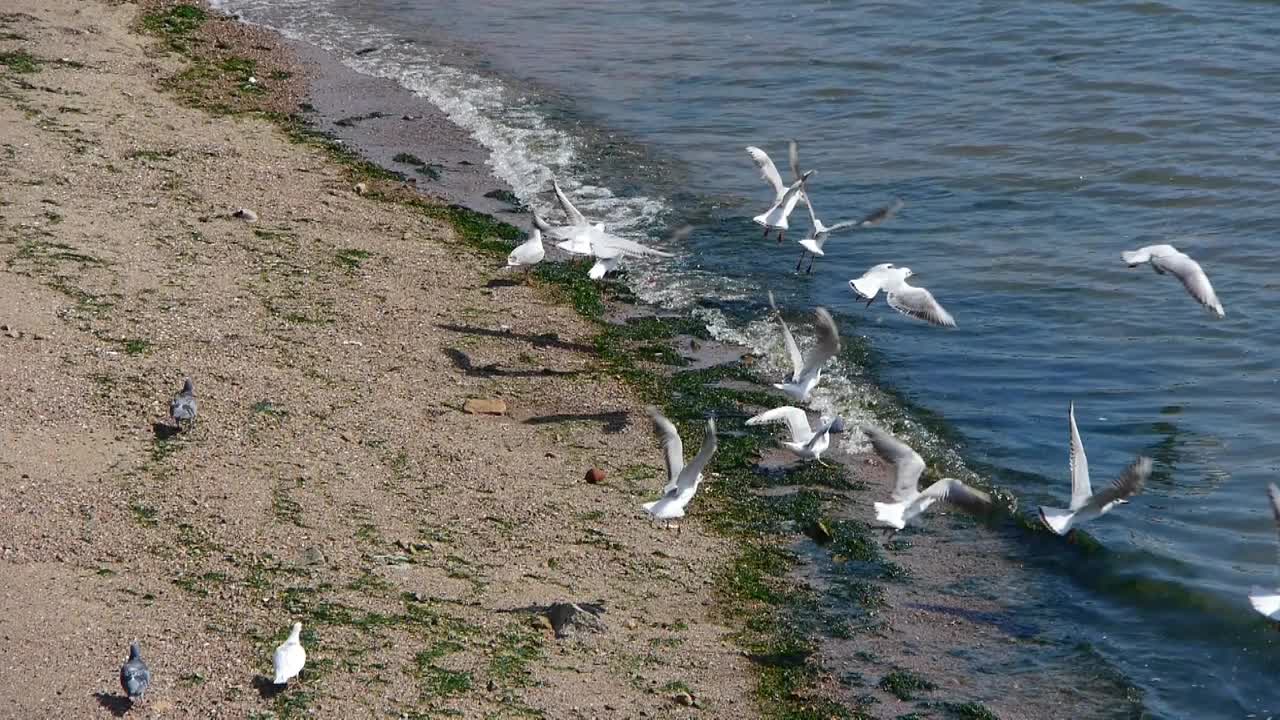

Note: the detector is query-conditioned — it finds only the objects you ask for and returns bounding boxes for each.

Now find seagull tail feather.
[873,501,909,530]
[1248,589,1280,619]
[1039,505,1075,535]
[798,239,825,256]
[850,276,879,300]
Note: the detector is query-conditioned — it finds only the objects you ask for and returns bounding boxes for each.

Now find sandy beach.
[0,2,1048,718]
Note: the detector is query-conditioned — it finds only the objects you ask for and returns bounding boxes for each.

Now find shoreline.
[0,2,1134,718]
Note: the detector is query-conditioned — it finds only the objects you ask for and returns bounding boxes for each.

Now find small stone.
[401,231,411,241]
[546,602,607,639]
[486,679,496,692]
[464,398,507,415]
[673,692,694,707]
[584,468,606,484]
[354,182,368,195]
[530,615,554,633]
[301,546,326,566]
[232,208,258,222]
[2,325,18,339]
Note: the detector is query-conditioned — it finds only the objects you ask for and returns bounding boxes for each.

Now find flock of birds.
[108,139,1260,707]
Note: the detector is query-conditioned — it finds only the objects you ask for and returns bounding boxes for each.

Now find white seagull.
[1121,244,1224,318]
[539,181,672,278]
[766,292,840,403]
[272,622,307,685]
[642,409,717,521]
[746,406,839,464]
[506,227,544,279]
[1248,483,1280,620]
[1038,402,1152,535]
[864,425,992,530]
[747,142,813,243]
[795,197,904,273]
[849,263,956,328]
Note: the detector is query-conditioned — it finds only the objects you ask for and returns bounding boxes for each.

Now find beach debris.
[301,546,326,566]
[463,398,507,415]
[746,141,811,243]
[806,519,834,544]
[169,377,197,431]
[673,692,696,707]
[272,622,306,685]
[1038,402,1151,535]
[1248,483,1280,619]
[354,182,368,195]
[746,406,837,464]
[767,293,840,403]
[864,425,993,530]
[119,640,151,704]
[584,467,606,484]
[1,324,19,339]
[1122,244,1224,318]
[546,602,607,639]
[850,263,956,328]
[232,207,258,222]
[642,409,717,521]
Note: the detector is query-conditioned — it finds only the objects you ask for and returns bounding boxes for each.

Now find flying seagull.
[747,142,812,243]
[170,378,197,430]
[1248,483,1280,620]
[864,425,991,530]
[795,197,903,273]
[1038,402,1152,535]
[642,408,718,521]
[849,263,955,328]
[746,406,840,464]
[584,229,674,280]
[1122,244,1224,318]
[506,227,545,279]
[272,622,307,685]
[766,292,840,403]
[119,640,151,704]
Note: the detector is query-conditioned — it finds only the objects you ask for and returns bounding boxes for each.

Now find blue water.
[213,0,1280,715]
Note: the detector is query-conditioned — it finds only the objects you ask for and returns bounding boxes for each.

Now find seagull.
[585,230,674,280]
[849,263,955,328]
[795,197,904,273]
[642,409,717,522]
[1248,483,1280,620]
[272,622,307,685]
[1122,244,1224,318]
[766,292,840,403]
[746,142,813,243]
[864,425,992,531]
[169,378,197,430]
[1038,402,1152,535]
[506,227,545,278]
[746,406,839,464]
[539,180,673,278]
[119,641,151,704]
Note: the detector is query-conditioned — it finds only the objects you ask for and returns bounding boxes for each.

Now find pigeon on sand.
[1038,402,1152,535]
[1121,244,1224,318]
[864,425,992,530]
[642,408,718,522]
[119,640,151,703]
[766,292,840,403]
[272,622,306,685]
[169,378,197,430]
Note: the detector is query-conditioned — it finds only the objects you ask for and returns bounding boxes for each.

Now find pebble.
[584,468,606,484]
[232,208,258,222]
[463,398,507,415]
[354,182,368,195]
[673,692,694,707]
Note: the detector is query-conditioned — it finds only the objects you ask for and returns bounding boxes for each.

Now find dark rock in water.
[483,188,529,213]
[354,47,378,56]
[546,602,607,639]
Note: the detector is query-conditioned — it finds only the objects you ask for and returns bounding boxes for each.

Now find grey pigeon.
[119,641,151,703]
[169,378,197,429]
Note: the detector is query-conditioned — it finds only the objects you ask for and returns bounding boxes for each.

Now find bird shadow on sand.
[151,422,181,440]
[484,276,524,289]
[496,601,607,616]
[93,693,132,717]
[523,411,630,434]
[443,348,581,379]
[251,676,287,700]
[436,323,593,353]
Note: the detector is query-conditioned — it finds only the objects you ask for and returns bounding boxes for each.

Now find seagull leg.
[777,229,785,244]
[865,296,876,308]
[795,250,807,272]
[804,255,815,274]
[761,226,769,239]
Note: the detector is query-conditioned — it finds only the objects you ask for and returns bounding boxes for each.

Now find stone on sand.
[463,398,507,415]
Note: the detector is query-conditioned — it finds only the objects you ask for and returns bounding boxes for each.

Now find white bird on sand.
[864,425,992,530]
[1248,483,1280,620]
[795,197,904,273]
[849,263,955,328]
[272,622,306,685]
[539,180,673,278]
[746,406,839,464]
[766,292,840,403]
[642,409,717,521]
[1122,244,1224,318]
[1038,402,1152,535]
[746,142,813,243]
[506,227,544,278]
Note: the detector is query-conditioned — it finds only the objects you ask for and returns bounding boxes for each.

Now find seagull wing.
[1267,483,1280,568]
[1082,456,1151,512]
[887,284,956,327]
[648,407,684,494]
[677,417,717,491]
[592,233,675,258]
[1068,401,1092,510]
[864,425,927,500]
[552,180,588,226]
[805,418,835,450]
[768,291,803,382]
[747,406,813,444]
[746,146,786,198]
[788,140,802,182]
[858,198,904,228]
[1153,251,1224,317]
[921,477,992,514]
[798,308,840,381]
